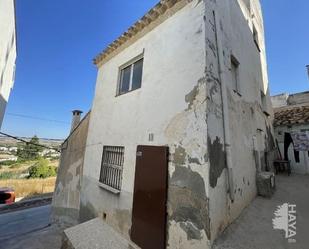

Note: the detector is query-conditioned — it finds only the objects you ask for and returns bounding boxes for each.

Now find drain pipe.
[213,11,235,202]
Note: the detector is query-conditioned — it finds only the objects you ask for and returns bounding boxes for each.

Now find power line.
[6,113,70,125]
[0,132,61,152]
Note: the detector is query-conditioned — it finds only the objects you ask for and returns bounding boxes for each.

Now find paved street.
[213,174,309,249]
[0,175,308,249]
[0,205,62,249]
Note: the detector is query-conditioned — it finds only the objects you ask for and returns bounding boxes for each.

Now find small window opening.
[118,58,143,95]
[230,55,241,95]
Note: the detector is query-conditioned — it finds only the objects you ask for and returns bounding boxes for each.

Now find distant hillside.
[0,135,64,147]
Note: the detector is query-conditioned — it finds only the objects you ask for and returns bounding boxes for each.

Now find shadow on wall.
[0,94,7,128]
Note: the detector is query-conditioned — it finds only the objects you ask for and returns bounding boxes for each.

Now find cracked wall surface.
[73,0,273,248]
[82,0,211,248]
[204,0,274,243]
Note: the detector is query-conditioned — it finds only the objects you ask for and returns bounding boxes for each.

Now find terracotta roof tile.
[93,0,186,67]
[274,105,309,127]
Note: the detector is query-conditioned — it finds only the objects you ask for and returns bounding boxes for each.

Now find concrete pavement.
[0,205,62,249]
[0,175,308,249]
[213,174,309,249]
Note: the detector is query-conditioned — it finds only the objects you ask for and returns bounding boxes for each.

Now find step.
[61,218,140,249]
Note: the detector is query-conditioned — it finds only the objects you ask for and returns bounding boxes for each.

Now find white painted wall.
[275,125,309,174]
[83,1,209,247]
[0,0,17,127]
[271,93,289,108]
[84,0,205,193]
[204,0,274,241]
[82,0,272,247]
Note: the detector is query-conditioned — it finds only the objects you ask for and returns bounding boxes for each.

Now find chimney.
[71,110,83,132]
[306,65,309,80]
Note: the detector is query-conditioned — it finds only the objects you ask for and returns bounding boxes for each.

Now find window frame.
[116,54,144,96]
[230,55,241,96]
[99,146,125,193]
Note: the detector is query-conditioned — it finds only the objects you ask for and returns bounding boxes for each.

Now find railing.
[99,146,124,191]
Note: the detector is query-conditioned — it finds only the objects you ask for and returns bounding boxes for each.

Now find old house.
[53,0,275,248]
[271,92,309,174]
[0,0,17,127]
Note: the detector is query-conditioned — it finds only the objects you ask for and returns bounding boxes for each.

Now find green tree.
[28,158,56,178]
[17,135,43,160]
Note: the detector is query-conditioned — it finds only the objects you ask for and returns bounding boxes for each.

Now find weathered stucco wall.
[204,0,274,242]
[52,112,91,227]
[79,0,273,247]
[271,91,309,175]
[272,92,309,108]
[275,124,309,174]
[82,0,210,247]
[0,0,17,127]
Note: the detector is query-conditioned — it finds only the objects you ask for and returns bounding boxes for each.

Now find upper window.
[230,55,241,95]
[253,25,260,52]
[118,58,143,95]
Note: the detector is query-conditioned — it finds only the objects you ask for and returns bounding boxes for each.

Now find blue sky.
[2,0,308,139]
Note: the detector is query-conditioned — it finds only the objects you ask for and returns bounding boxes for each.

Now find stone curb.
[0,197,52,214]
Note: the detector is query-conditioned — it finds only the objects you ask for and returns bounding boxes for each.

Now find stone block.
[256,172,276,198]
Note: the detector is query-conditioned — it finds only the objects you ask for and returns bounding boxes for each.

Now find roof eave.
[93,0,188,67]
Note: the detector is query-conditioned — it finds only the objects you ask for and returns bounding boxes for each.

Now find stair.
[61,218,140,249]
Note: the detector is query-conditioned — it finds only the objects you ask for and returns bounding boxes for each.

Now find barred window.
[99,146,124,191]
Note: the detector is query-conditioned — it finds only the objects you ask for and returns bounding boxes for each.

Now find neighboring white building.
[0,146,8,152]
[8,146,17,152]
[0,0,17,127]
[54,0,275,248]
[272,91,309,174]
[0,154,17,162]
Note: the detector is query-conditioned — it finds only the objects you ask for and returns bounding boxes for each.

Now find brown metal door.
[131,145,169,249]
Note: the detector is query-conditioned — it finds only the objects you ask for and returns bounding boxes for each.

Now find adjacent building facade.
[52,111,91,227]
[0,0,17,127]
[272,92,309,174]
[54,0,274,248]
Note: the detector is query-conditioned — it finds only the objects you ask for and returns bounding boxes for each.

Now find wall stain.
[180,221,202,240]
[166,74,209,243]
[208,136,226,188]
[185,76,207,112]
[188,156,201,165]
[110,209,131,238]
[174,145,187,166]
[169,166,210,240]
[79,200,97,223]
[185,85,199,111]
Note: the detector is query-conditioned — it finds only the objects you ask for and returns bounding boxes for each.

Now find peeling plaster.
[169,166,210,240]
[174,145,187,166]
[180,222,202,240]
[165,72,210,243]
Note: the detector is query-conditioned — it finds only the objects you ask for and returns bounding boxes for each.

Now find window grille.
[100,146,124,191]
